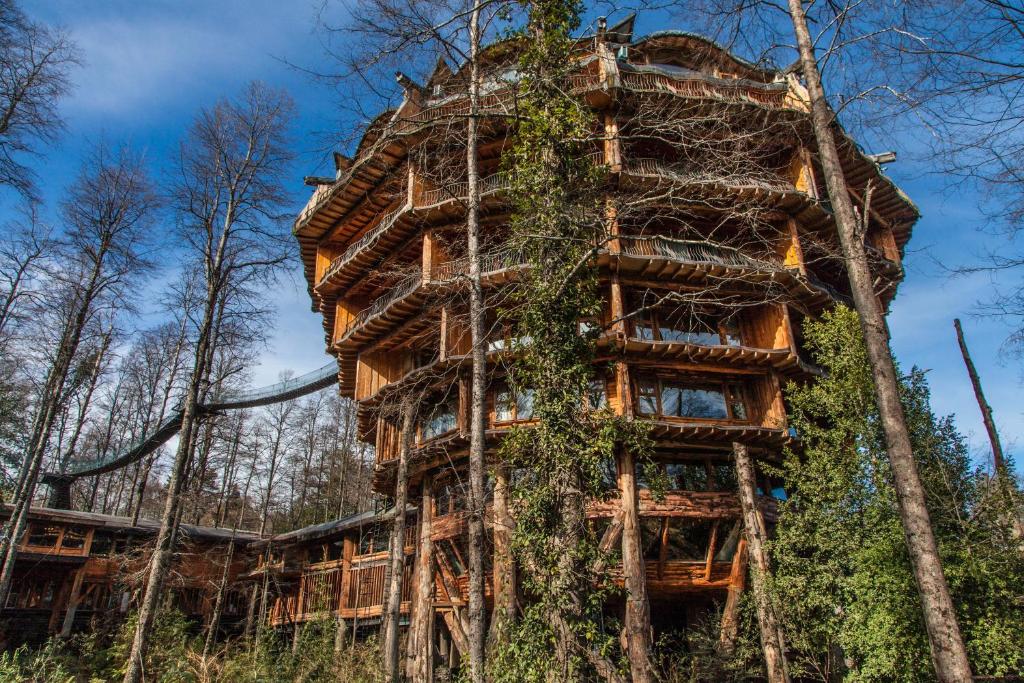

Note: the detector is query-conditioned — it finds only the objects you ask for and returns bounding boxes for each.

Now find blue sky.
[8,0,1022,471]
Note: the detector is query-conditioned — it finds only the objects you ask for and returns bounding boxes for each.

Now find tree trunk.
[488,462,515,644]
[733,442,789,683]
[202,539,235,657]
[259,421,286,536]
[464,0,487,679]
[953,319,1005,473]
[382,399,416,682]
[121,289,217,683]
[408,475,435,682]
[786,4,974,680]
[0,257,105,604]
[618,449,655,683]
[718,539,748,652]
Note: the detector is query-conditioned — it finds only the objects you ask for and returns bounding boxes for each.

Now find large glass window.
[61,526,88,550]
[630,305,742,347]
[635,376,748,421]
[25,525,59,548]
[677,388,729,419]
[493,384,534,422]
[664,519,715,562]
[422,399,457,440]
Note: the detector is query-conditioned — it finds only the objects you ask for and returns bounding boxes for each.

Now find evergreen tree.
[772,306,1024,682]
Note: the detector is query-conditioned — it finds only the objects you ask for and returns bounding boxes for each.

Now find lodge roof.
[2,505,260,544]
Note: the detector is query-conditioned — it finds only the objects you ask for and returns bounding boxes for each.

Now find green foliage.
[653,597,765,683]
[104,609,198,682]
[0,641,79,683]
[489,0,653,679]
[0,613,383,683]
[772,306,1024,682]
[208,620,382,683]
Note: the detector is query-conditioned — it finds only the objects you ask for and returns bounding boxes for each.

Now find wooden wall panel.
[355,351,413,401]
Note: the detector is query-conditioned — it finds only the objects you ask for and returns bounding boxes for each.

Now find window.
[25,525,59,548]
[588,379,608,410]
[422,399,457,440]
[435,480,469,516]
[641,518,664,560]
[578,319,600,336]
[635,376,748,421]
[676,388,729,419]
[714,521,742,562]
[493,384,534,423]
[630,306,742,347]
[309,545,328,564]
[90,532,114,556]
[637,378,659,415]
[61,526,88,550]
[358,528,379,555]
[487,321,532,353]
[599,457,618,490]
[664,519,715,562]
[665,462,709,491]
[712,463,738,491]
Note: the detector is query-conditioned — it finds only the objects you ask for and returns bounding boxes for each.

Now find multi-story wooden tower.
[293,18,914,665]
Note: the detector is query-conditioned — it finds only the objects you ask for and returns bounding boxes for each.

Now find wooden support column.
[58,568,86,637]
[718,538,748,651]
[733,442,790,683]
[618,448,654,683]
[383,398,416,682]
[489,463,515,644]
[408,475,435,681]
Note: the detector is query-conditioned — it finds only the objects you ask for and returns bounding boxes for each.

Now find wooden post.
[59,568,86,638]
[718,538,748,651]
[408,475,435,681]
[488,463,515,644]
[618,448,654,683]
[382,398,416,682]
[733,442,789,683]
[953,319,1005,474]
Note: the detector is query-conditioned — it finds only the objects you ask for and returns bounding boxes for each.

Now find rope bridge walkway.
[44,362,338,482]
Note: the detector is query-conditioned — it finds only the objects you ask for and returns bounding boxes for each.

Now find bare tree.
[0,0,79,198]
[0,144,156,605]
[121,82,294,683]
[763,2,976,678]
[0,205,51,342]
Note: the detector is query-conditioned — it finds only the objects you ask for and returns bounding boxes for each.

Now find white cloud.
[36,0,322,118]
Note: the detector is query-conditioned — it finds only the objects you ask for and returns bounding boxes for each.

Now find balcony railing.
[622,158,794,194]
[339,275,423,340]
[619,70,788,108]
[618,235,771,270]
[430,249,527,282]
[319,203,408,286]
[417,170,512,208]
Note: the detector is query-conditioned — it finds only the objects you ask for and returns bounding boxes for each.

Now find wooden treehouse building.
[0,506,257,648]
[2,18,914,666]
[291,16,914,667]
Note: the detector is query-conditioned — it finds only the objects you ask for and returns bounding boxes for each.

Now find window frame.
[633,375,750,422]
[491,382,535,424]
[631,307,742,347]
[419,397,458,442]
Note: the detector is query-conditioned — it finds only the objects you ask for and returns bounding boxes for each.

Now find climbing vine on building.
[490,2,657,680]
